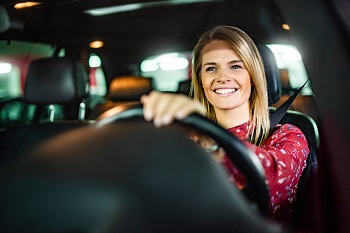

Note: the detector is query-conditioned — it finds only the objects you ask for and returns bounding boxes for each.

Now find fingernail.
[154,118,162,128]
[161,115,172,125]
[144,109,153,121]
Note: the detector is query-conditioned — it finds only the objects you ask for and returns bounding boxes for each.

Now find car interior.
[0,0,350,233]
[0,41,321,232]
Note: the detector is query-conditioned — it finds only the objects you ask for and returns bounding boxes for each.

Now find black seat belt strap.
[269,79,309,130]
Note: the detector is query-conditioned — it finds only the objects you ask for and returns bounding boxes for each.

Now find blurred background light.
[140,60,159,72]
[89,41,104,49]
[141,53,189,72]
[282,24,291,30]
[14,2,42,9]
[0,62,12,74]
[89,54,102,68]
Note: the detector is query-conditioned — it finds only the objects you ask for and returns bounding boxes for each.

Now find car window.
[0,40,57,99]
[267,44,313,95]
[140,52,191,92]
[87,53,107,109]
[0,41,58,125]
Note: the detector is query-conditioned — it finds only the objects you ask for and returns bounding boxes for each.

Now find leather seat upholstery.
[0,57,91,164]
[25,57,89,105]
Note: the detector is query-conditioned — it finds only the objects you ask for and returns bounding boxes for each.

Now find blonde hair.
[190,25,270,145]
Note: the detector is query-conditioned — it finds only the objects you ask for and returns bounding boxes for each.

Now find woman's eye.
[205,67,216,72]
[231,65,242,69]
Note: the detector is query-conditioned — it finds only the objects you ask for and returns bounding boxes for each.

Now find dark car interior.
[0,0,350,232]
[0,41,321,233]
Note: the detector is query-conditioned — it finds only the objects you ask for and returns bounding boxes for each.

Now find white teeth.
[214,88,236,94]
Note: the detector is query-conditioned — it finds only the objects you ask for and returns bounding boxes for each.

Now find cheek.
[242,73,252,91]
[201,79,212,96]
[201,74,212,89]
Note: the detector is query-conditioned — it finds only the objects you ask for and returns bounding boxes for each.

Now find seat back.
[280,111,322,232]
[88,75,153,119]
[259,45,323,232]
[0,57,91,164]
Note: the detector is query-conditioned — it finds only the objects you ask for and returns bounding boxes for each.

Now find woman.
[140,25,309,224]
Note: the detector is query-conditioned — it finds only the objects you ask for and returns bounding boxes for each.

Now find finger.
[141,91,205,127]
[152,93,181,127]
[141,91,177,126]
[156,94,190,126]
[140,90,159,121]
[174,100,206,120]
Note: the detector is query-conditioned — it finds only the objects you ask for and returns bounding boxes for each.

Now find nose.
[216,70,232,83]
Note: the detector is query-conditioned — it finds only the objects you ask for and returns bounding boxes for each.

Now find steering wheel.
[96,102,269,216]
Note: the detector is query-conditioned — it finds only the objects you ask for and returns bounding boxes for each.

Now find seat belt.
[269,79,309,130]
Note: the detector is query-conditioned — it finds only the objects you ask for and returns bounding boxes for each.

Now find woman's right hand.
[140,90,206,127]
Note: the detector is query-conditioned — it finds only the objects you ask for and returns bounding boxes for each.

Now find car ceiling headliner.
[1,0,291,79]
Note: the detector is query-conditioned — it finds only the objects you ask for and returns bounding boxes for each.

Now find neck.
[214,104,250,129]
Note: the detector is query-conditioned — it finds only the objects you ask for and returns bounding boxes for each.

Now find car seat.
[0,56,92,164]
[88,75,153,119]
[259,45,323,233]
[25,56,90,121]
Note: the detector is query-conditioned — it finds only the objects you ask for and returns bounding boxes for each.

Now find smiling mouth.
[214,88,237,94]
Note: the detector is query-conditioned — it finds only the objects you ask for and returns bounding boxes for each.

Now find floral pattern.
[224,122,309,224]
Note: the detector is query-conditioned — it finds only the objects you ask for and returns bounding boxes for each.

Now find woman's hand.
[140,90,206,127]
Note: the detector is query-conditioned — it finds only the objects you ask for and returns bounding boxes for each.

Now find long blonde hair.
[190,25,270,145]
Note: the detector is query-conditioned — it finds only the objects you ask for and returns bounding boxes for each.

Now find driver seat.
[259,44,323,232]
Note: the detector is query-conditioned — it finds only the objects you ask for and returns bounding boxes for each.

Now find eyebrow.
[202,60,243,67]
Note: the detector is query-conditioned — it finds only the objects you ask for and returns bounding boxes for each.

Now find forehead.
[201,40,240,62]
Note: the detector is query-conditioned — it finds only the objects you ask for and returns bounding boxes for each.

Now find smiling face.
[200,40,252,121]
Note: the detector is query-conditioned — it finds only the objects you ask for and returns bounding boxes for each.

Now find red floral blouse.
[223,122,309,224]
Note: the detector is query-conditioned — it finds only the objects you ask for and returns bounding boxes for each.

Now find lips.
[214,88,237,94]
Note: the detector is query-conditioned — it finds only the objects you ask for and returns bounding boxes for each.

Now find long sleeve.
[225,123,309,223]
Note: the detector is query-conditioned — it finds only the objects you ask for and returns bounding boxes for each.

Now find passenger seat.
[0,56,92,164]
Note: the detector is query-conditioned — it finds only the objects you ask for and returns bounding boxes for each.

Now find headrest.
[107,76,153,101]
[24,57,89,105]
[257,45,281,105]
